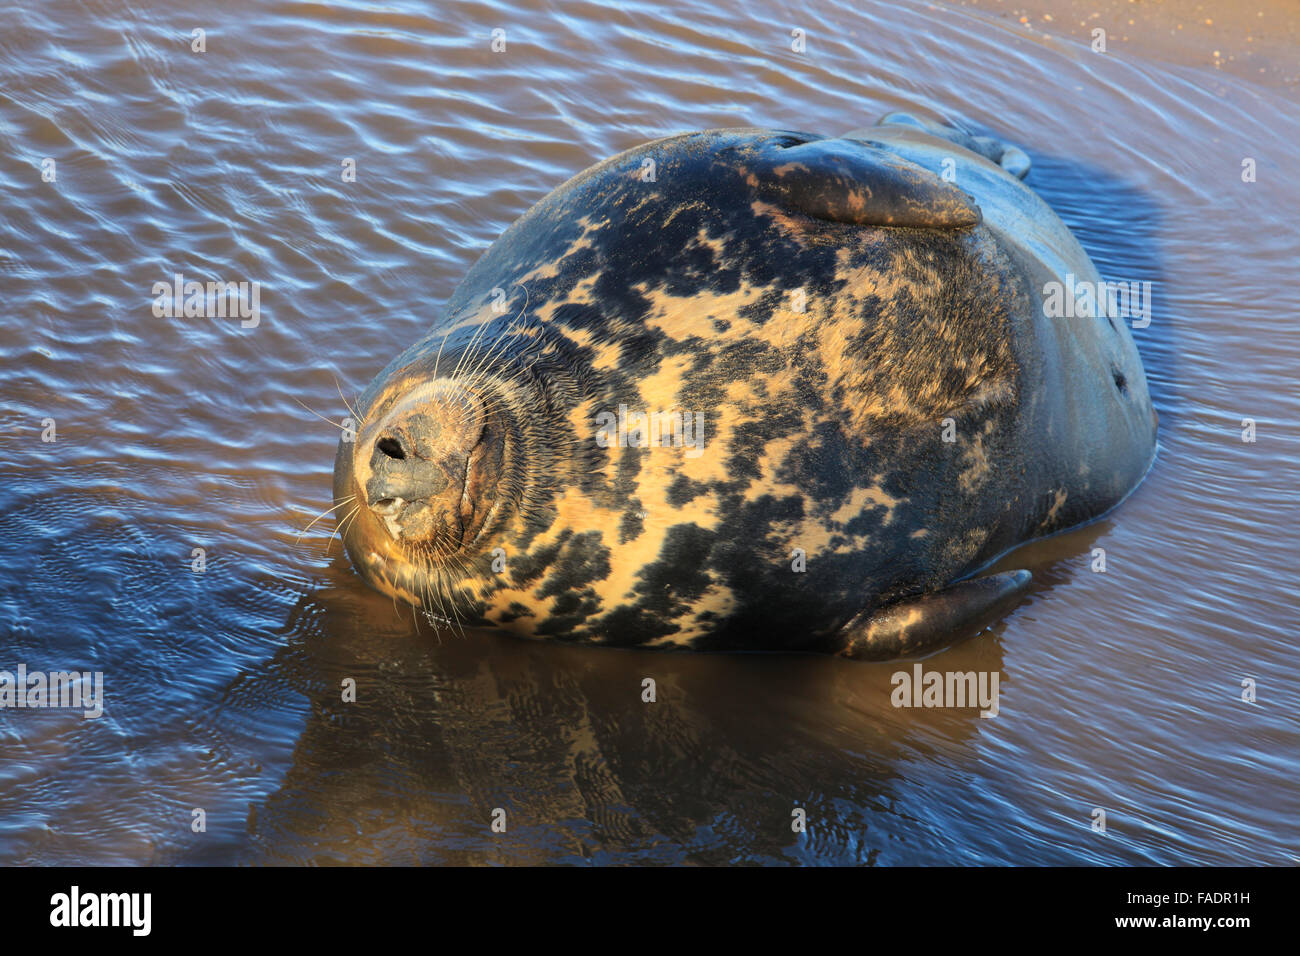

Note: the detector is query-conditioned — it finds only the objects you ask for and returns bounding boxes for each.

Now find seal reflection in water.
[333,113,1158,660]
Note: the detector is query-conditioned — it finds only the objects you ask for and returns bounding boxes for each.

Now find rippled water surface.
[1,0,1297,865]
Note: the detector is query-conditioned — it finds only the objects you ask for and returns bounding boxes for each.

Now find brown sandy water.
[0,0,1296,864]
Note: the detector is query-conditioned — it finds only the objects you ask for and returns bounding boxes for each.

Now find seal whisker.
[454,288,531,392]
[445,311,500,387]
[446,283,527,389]
[427,563,451,637]
[457,324,536,395]
[404,540,440,621]
[408,533,472,640]
[434,551,473,639]
[442,337,536,434]
[333,503,362,542]
[293,396,353,433]
[429,319,455,381]
[416,551,441,625]
[453,338,515,398]
[442,565,471,640]
[328,503,363,556]
[452,385,516,422]
[423,554,457,636]
[379,538,405,623]
[452,357,523,415]
[455,350,542,416]
[295,495,357,543]
[332,373,365,428]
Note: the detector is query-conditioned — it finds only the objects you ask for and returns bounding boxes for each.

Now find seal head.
[333,342,535,611]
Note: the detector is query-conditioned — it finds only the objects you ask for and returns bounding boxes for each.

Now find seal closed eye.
[333,115,1157,660]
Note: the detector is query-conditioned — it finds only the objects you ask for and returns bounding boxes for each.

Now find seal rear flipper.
[832,570,1032,661]
[751,137,982,228]
[862,112,1033,181]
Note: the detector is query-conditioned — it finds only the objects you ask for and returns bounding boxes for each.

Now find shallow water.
[1,0,1296,865]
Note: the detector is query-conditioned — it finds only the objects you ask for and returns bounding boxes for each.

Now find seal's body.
[334,114,1157,659]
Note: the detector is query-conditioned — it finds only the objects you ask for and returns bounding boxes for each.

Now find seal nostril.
[377,437,406,460]
[372,496,404,515]
[1113,370,1128,394]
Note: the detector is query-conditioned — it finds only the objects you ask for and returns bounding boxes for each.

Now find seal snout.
[356,381,505,553]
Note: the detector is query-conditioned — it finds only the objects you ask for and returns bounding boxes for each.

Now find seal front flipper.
[832,570,1032,661]
[750,136,982,228]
